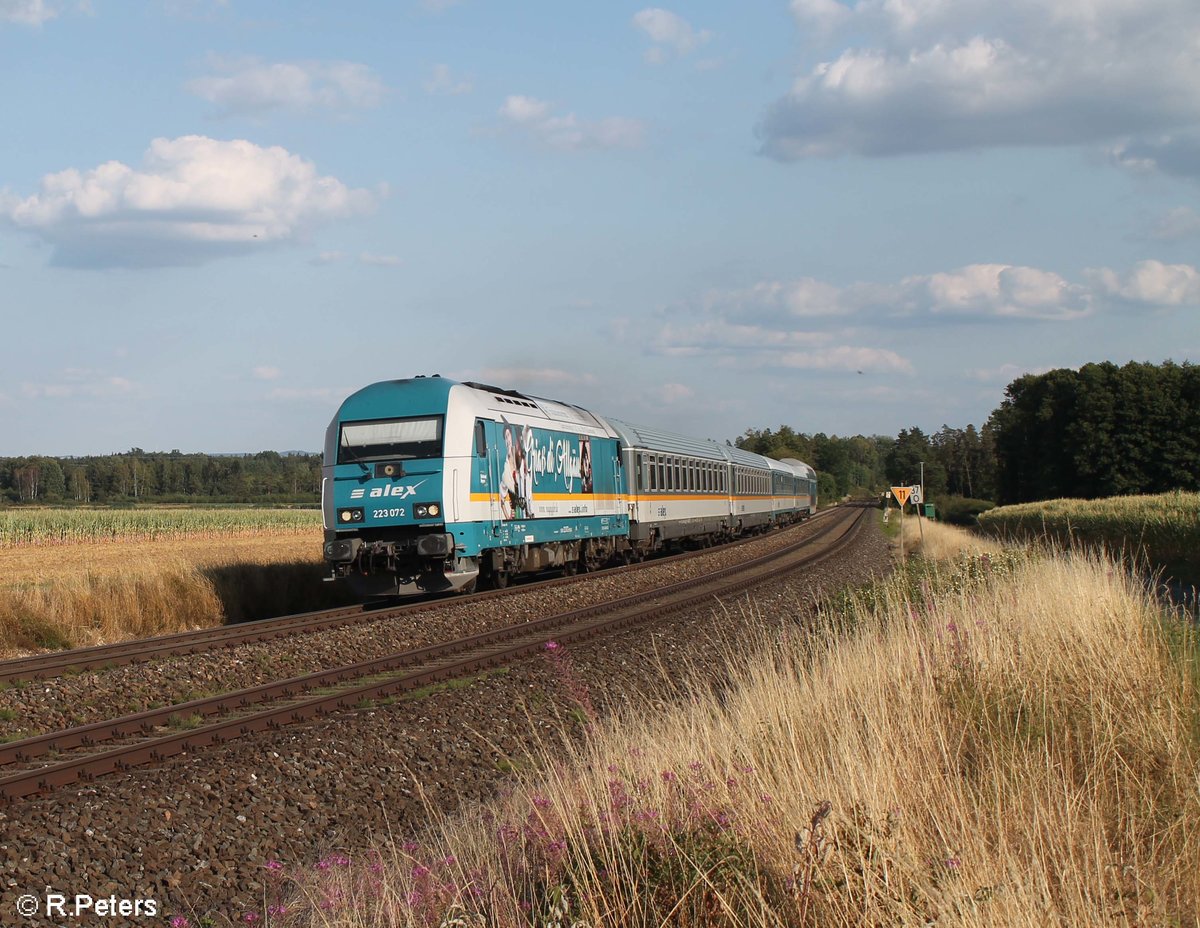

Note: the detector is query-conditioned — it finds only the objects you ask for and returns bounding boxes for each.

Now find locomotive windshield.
[338,416,444,463]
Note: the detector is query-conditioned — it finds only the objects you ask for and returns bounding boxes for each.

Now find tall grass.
[901,515,1005,560]
[263,537,1199,927]
[978,490,1200,578]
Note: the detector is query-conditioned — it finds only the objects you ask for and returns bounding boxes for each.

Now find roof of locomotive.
[330,378,811,478]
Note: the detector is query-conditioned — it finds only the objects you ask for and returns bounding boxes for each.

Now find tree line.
[738,361,1199,508]
[4,361,1195,509]
[0,450,322,506]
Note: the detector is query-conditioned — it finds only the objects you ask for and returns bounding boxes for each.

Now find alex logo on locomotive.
[349,479,427,500]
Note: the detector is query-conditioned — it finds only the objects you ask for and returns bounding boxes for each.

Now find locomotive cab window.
[338,416,444,464]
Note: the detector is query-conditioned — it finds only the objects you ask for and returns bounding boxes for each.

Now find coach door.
[475,419,501,536]
[611,442,623,515]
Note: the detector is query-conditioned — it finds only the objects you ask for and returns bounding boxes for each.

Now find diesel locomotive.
[322,376,817,598]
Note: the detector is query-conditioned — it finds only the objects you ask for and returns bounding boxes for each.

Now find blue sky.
[2,0,1198,455]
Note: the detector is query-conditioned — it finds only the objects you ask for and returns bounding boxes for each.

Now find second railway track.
[0,505,868,804]
[0,509,840,685]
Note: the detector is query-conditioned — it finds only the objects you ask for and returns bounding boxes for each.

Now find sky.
[2,0,1198,456]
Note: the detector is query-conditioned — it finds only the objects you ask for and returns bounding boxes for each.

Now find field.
[0,506,321,546]
[268,519,1199,928]
[0,508,342,657]
[977,490,1200,579]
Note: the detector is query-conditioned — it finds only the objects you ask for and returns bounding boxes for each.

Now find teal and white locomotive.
[322,376,816,598]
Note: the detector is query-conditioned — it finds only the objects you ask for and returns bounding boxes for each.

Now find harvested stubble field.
[0,508,343,657]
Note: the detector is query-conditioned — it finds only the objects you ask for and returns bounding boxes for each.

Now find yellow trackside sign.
[890,486,912,506]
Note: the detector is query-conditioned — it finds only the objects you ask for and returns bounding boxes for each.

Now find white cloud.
[1110,134,1200,182]
[252,366,281,380]
[968,362,1054,382]
[720,278,855,317]
[789,0,849,34]
[0,135,376,267]
[475,368,598,388]
[647,257,1197,378]
[498,95,645,152]
[654,319,831,357]
[1148,207,1200,241]
[1,0,56,25]
[762,0,1200,159]
[661,382,694,403]
[1089,259,1200,306]
[499,95,551,125]
[20,369,136,399]
[778,346,914,374]
[187,57,385,115]
[632,8,712,63]
[910,264,1092,320]
[696,263,1094,324]
[423,63,472,96]
[359,252,401,267]
[267,387,341,401]
[308,250,345,265]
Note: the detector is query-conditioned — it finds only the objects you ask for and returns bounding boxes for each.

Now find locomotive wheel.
[492,569,510,589]
[562,561,578,576]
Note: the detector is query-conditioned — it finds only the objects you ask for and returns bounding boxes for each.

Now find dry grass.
[901,516,1005,561]
[0,530,351,656]
[266,543,1199,927]
[978,491,1200,579]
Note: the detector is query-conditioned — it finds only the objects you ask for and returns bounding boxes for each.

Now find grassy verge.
[241,523,1198,928]
[977,490,1200,582]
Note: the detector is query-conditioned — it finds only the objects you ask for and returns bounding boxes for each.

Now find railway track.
[0,509,837,685]
[0,505,867,804]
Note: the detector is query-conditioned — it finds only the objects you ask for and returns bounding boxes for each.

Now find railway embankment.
[0,511,891,922]
[267,519,1199,928]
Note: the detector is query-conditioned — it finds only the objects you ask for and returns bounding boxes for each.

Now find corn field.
[0,507,322,547]
[977,490,1200,572]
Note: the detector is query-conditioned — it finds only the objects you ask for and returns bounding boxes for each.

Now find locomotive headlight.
[337,507,365,523]
[413,502,441,519]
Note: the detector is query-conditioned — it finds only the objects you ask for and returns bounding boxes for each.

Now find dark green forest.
[736,361,1200,508]
[2,361,1196,509]
[0,450,322,506]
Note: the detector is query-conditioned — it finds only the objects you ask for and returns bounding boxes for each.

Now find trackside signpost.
[890,486,912,563]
